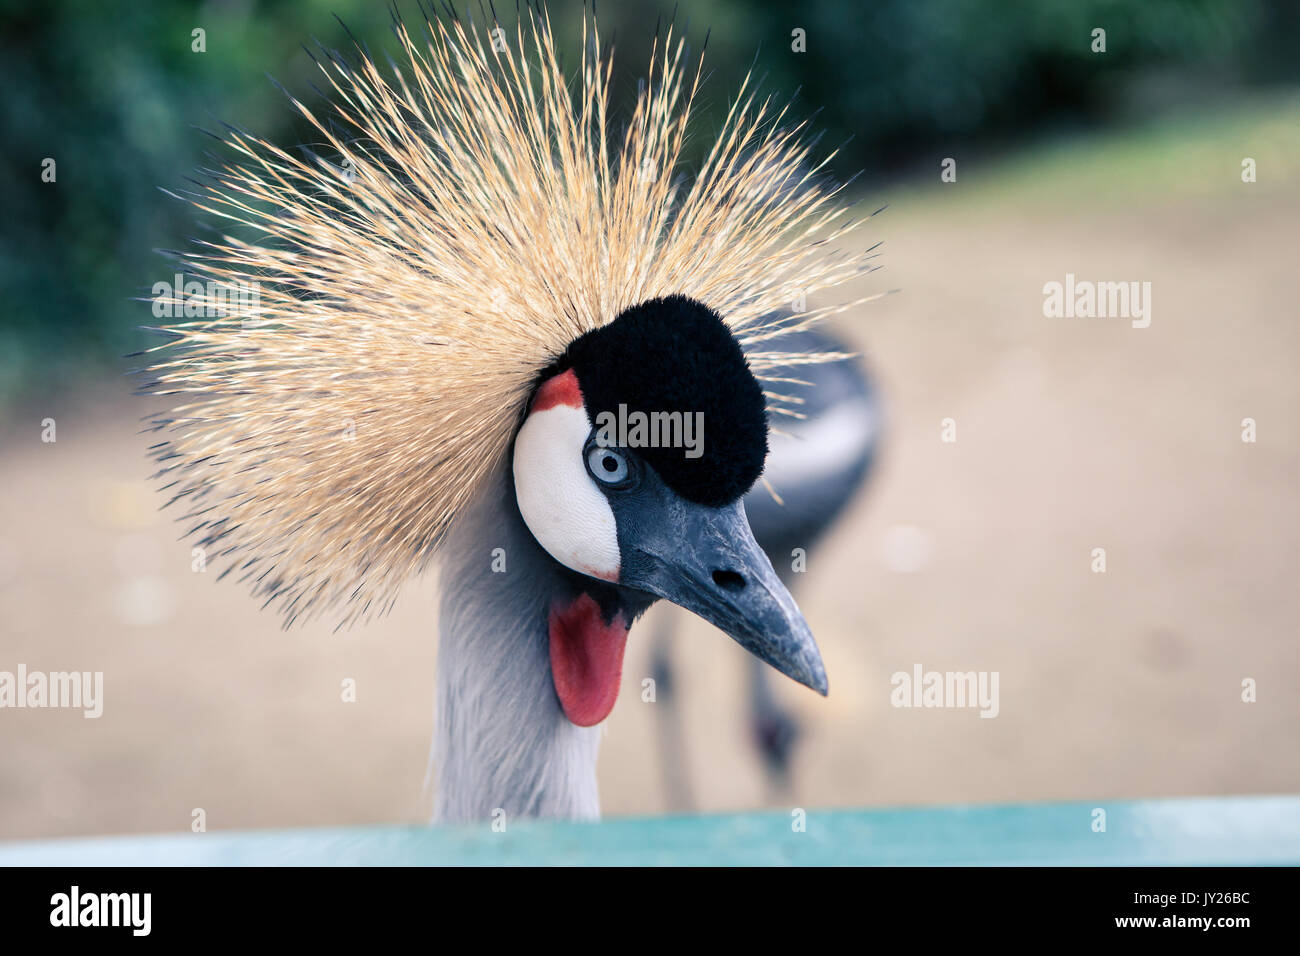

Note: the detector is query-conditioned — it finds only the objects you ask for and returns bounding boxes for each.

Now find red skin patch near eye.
[531,368,584,412]
[548,593,628,727]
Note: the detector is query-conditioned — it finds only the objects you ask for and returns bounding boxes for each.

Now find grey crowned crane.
[144,10,879,822]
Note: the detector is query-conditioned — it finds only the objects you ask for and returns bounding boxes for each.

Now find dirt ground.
[2,127,1298,840]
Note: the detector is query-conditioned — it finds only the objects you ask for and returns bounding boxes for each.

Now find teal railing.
[2,795,1296,866]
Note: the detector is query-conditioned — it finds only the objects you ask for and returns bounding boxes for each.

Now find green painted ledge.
[2,796,1297,866]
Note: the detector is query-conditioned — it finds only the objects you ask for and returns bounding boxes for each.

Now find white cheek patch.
[513,405,620,582]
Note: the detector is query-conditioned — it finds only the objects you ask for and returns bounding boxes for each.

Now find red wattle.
[548,593,628,727]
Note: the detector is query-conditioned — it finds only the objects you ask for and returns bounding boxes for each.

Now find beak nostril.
[711,569,746,592]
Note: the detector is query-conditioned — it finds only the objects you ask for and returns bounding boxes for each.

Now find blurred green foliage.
[1,0,1296,400]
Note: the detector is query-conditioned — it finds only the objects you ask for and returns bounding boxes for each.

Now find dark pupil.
[601,455,618,473]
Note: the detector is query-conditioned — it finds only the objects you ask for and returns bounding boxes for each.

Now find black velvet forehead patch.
[545,295,768,508]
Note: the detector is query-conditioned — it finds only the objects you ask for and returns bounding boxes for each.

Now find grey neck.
[431,468,602,823]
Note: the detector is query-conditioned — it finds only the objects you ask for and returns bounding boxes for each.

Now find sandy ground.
[2,138,1298,841]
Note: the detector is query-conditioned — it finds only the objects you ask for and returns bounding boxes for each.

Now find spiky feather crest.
[145,7,877,627]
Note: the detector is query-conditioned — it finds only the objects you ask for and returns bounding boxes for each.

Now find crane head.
[512,295,828,727]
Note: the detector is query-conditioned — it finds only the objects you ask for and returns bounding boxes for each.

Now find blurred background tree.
[1,0,1296,400]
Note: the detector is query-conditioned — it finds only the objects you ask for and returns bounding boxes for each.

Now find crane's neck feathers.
[434,466,651,822]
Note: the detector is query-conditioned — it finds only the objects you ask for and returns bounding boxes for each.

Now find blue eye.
[587,446,629,485]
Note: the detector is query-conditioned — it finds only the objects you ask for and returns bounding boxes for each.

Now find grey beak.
[620,497,828,695]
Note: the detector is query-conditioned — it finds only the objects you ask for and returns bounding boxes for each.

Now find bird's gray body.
[745,329,879,779]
